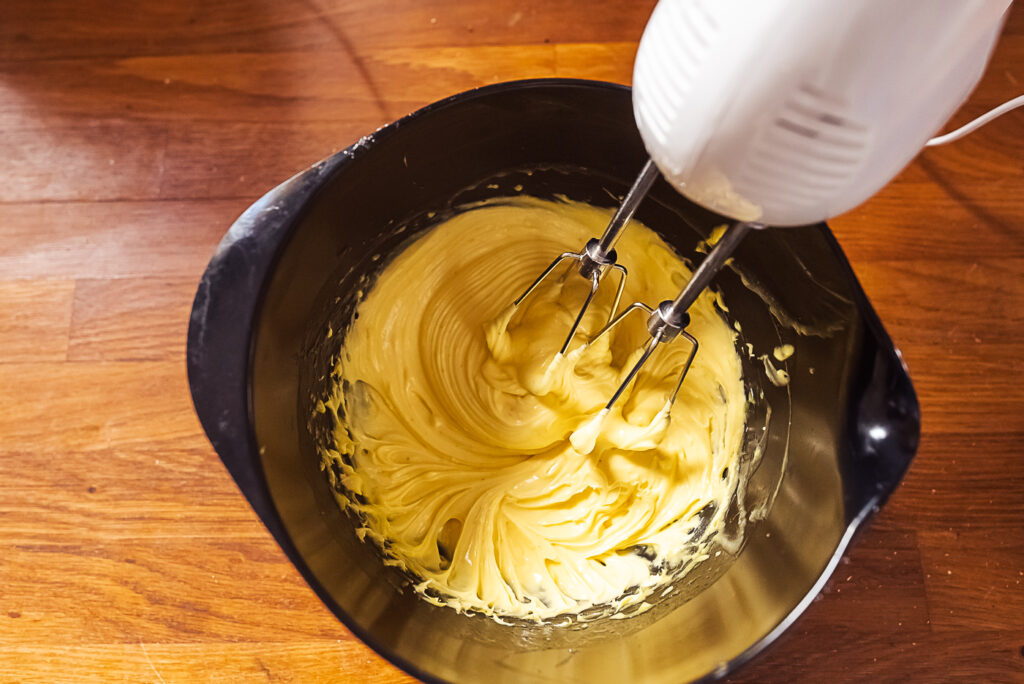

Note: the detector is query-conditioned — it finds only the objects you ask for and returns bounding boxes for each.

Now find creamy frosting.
[319,196,746,622]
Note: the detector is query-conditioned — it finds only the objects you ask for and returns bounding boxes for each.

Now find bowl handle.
[841,323,922,521]
[186,155,345,531]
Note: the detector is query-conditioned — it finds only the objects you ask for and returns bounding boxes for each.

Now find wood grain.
[0,642,415,684]
[1,0,1023,682]
[68,278,197,361]
[1,0,656,59]
[0,201,245,279]
[0,280,75,362]
[0,122,167,202]
[0,362,205,452]
[0,44,633,129]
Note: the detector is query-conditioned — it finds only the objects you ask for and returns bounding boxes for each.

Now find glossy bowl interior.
[187,79,919,683]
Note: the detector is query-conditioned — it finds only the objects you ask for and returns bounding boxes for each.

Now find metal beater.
[514,155,759,412]
[511,159,660,354]
[590,220,759,412]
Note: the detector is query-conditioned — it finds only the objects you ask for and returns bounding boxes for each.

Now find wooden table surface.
[2,1,1023,682]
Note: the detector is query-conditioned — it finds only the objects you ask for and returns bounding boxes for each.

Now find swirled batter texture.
[320,196,746,622]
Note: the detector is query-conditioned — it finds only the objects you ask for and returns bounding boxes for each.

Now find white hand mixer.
[514,0,1014,411]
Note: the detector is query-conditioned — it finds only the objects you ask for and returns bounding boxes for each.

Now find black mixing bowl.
[186,79,919,682]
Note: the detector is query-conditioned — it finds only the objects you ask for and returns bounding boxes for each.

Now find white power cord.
[925,93,1024,146]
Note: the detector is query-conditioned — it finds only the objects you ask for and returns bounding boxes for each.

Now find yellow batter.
[319,196,746,622]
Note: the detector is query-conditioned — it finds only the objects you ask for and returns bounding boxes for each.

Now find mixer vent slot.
[636,0,720,141]
[738,83,870,209]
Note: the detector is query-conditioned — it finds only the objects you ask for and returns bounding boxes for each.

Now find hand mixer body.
[633,0,1011,226]
[521,0,1010,413]
[597,0,1011,411]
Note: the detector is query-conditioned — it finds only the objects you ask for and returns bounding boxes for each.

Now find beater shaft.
[670,220,758,314]
[580,159,660,277]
